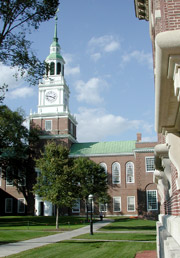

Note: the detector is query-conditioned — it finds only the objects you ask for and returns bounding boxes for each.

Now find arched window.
[112,162,120,184]
[57,62,61,75]
[126,162,134,183]
[50,62,55,75]
[62,65,64,76]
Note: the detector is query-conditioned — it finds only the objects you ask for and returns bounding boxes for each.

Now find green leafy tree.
[0,105,40,208]
[73,157,108,220]
[33,142,79,229]
[0,0,59,102]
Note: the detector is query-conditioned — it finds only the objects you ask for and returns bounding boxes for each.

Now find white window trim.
[45,120,52,131]
[113,197,121,212]
[99,203,108,212]
[127,196,135,212]
[145,157,155,172]
[5,198,13,213]
[112,162,121,184]
[126,162,135,183]
[72,199,80,213]
[17,198,25,213]
[147,190,158,211]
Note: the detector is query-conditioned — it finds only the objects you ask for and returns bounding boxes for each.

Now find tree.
[0,0,59,102]
[73,157,108,220]
[0,105,40,209]
[33,142,79,229]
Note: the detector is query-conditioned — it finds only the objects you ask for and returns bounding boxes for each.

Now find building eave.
[39,134,78,143]
[69,152,134,158]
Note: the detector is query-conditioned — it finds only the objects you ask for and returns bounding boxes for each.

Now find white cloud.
[90,52,101,62]
[104,41,120,52]
[63,53,80,76]
[8,87,35,99]
[88,35,120,61]
[0,63,24,89]
[121,50,153,69]
[75,77,108,105]
[75,107,144,142]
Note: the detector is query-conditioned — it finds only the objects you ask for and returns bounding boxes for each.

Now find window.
[99,203,107,212]
[6,169,13,186]
[126,162,134,183]
[18,171,26,186]
[127,196,135,211]
[112,162,120,184]
[18,198,25,213]
[145,157,155,172]
[45,120,52,131]
[62,65,64,76]
[70,122,73,135]
[5,198,13,213]
[147,190,158,211]
[72,199,80,213]
[57,63,61,75]
[50,62,55,75]
[113,197,121,212]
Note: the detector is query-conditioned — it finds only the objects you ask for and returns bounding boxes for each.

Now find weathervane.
[55,8,59,21]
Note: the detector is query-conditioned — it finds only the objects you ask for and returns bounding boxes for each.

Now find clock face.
[45,91,57,103]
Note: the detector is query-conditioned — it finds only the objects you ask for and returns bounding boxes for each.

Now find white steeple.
[37,14,70,115]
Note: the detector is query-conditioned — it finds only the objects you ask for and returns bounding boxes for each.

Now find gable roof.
[69,141,136,157]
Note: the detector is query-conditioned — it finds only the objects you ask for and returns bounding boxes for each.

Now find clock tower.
[30,16,77,148]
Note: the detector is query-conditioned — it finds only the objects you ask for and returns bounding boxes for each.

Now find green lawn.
[99,217,156,231]
[0,216,88,231]
[73,232,156,241]
[7,241,156,258]
[0,230,58,245]
[0,216,157,257]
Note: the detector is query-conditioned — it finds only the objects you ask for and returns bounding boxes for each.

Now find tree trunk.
[56,206,59,229]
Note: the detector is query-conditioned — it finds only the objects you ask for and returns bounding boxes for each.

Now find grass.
[0,216,89,231]
[99,217,156,231]
[7,241,156,258]
[0,216,157,257]
[0,216,89,245]
[0,230,58,245]
[73,232,156,241]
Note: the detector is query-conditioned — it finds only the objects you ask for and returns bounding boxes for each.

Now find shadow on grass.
[101,225,156,231]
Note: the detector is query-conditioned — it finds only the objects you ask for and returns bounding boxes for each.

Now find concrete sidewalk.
[0,220,112,257]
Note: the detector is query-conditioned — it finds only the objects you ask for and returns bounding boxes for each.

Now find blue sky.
[3,0,156,143]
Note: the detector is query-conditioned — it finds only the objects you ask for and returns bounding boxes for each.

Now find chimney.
[137,133,142,142]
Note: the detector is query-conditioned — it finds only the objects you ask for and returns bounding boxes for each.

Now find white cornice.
[29,112,77,125]
[69,152,134,158]
[39,134,78,143]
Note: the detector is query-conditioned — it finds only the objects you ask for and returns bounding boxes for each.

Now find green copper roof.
[70,141,136,156]
[46,53,63,61]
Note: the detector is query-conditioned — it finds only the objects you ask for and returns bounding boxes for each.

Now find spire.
[53,13,58,43]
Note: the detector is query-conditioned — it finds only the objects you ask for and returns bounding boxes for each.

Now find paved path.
[0,220,112,257]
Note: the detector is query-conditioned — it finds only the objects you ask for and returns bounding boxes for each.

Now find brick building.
[0,13,158,219]
[135,0,180,257]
